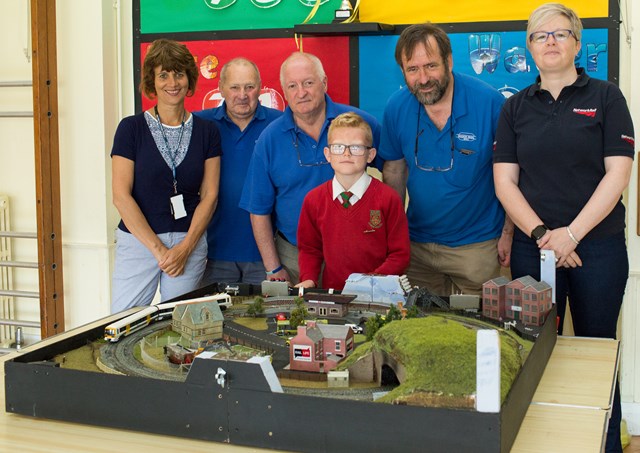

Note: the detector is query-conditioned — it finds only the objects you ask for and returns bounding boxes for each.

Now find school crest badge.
[368,210,382,229]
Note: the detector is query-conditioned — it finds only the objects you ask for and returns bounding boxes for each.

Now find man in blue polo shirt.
[239,51,381,285]
[195,58,282,285]
[380,23,513,296]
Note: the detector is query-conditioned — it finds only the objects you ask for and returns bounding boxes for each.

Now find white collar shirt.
[331,172,372,206]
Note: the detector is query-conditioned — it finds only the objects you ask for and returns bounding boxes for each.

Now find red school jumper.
[297,178,410,290]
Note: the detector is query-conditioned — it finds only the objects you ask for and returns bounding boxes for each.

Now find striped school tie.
[340,191,353,208]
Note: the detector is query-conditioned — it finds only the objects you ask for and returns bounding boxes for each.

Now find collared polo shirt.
[239,95,381,246]
[194,103,282,262]
[379,72,505,246]
[494,69,635,239]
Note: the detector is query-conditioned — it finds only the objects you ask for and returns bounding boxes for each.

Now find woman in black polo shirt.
[493,4,634,452]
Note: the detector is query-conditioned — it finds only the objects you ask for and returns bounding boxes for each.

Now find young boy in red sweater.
[296,112,410,291]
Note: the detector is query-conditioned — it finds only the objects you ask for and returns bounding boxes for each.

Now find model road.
[223,318,290,370]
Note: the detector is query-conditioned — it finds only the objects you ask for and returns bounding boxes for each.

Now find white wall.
[619,0,640,434]
[0,0,133,340]
[0,0,40,338]
[55,1,114,328]
[1,0,640,432]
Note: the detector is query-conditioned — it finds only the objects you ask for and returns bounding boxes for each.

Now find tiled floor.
[624,436,640,452]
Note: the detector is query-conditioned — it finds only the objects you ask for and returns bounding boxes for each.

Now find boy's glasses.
[529,29,575,44]
[328,144,372,156]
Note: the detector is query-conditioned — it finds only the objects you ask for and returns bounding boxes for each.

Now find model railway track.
[101,321,187,382]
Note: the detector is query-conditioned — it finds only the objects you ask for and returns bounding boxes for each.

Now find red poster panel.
[140,36,350,113]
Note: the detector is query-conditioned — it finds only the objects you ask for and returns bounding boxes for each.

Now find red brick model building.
[289,321,354,373]
[482,276,510,320]
[482,276,553,327]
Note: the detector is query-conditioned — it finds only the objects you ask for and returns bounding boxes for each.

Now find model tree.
[365,314,385,341]
[289,296,308,329]
[247,296,265,317]
[386,304,403,322]
[406,304,420,319]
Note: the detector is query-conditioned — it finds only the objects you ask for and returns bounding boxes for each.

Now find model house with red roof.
[289,321,354,373]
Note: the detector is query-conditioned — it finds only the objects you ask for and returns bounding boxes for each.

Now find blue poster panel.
[359,29,609,122]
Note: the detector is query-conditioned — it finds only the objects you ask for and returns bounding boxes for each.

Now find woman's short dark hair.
[395,23,452,69]
[140,39,199,99]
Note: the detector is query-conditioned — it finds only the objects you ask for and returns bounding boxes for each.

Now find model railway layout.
[104,293,232,342]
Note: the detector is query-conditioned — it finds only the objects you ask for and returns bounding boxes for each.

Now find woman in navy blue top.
[110,39,221,312]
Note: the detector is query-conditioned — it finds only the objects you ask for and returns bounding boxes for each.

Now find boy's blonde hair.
[328,112,373,145]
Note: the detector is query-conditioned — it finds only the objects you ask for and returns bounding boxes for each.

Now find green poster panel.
[140,0,343,34]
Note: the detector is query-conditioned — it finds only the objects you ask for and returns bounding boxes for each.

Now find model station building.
[482,276,553,327]
[303,293,356,318]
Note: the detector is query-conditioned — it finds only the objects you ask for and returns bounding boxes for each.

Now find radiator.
[0,195,15,346]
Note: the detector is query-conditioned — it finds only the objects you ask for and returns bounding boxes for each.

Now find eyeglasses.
[414,104,455,172]
[529,29,575,44]
[292,132,330,167]
[328,144,372,156]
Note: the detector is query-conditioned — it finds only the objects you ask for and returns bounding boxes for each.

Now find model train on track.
[104,293,232,342]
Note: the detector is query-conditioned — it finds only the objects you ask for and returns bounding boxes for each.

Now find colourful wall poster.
[139,36,350,113]
[140,0,342,34]
[359,0,609,25]
[358,29,609,122]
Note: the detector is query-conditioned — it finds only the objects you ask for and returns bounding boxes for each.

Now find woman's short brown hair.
[139,39,199,99]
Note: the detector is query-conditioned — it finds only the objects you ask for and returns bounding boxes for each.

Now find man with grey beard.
[379,22,513,296]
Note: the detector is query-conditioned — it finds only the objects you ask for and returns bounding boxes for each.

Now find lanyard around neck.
[155,105,186,194]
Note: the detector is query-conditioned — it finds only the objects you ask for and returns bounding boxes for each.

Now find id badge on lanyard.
[170,193,187,220]
[170,176,186,219]
[155,106,188,220]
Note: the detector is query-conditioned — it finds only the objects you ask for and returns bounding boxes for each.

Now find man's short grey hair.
[279,52,326,88]
[220,57,261,86]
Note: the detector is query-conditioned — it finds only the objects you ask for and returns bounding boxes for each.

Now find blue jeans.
[510,229,627,452]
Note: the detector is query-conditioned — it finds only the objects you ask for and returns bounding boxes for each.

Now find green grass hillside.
[361,316,525,407]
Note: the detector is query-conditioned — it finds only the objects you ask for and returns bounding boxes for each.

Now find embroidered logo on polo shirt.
[572,108,597,118]
[369,210,382,229]
[456,132,477,142]
[621,134,635,146]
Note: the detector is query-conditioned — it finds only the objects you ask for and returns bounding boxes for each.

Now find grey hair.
[279,52,326,88]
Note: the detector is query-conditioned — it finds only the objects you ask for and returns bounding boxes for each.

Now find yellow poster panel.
[360,0,608,25]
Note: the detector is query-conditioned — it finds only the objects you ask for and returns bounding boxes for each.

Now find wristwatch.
[530,225,549,241]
